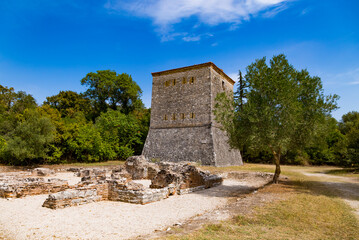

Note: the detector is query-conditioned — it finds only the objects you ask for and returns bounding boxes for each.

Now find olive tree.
[214,54,338,183]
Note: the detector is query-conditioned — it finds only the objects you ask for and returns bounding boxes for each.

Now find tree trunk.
[272,152,281,183]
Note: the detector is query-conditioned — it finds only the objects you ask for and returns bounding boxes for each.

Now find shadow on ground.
[282,179,359,201]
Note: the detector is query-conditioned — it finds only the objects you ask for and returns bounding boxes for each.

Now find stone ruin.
[0,156,223,209]
[0,170,69,198]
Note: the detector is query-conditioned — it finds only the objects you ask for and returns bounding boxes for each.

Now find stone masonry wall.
[143,126,215,165]
[149,67,211,129]
[143,62,243,166]
[212,127,242,166]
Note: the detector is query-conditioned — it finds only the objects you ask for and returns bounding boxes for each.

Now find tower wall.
[142,63,242,166]
[142,127,215,165]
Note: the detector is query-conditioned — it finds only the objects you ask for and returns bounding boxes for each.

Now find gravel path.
[0,179,254,240]
[297,169,359,219]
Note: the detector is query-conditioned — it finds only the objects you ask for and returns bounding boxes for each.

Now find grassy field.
[168,163,359,240]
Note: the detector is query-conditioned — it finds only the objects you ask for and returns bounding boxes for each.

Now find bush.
[0,109,55,165]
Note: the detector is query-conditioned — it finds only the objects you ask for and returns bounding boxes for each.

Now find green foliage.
[0,70,150,165]
[131,108,151,154]
[95,110,142,159]
[10,91,37,113]
[0,136,6,152]
[0,109,55,165]
[81,70,143,117]
[44,90,92,118]
[338,111,359,167]
[214,54,338,181]
[67,123,116,162]
[47,111,89,163]
[0,84,17,111]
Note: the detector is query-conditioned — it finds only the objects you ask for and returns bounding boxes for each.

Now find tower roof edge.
[151,62,235,85]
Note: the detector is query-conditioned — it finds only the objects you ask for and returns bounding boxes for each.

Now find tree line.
[0,70,150,165]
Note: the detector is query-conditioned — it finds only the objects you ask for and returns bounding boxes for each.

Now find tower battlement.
[142,62,242,166]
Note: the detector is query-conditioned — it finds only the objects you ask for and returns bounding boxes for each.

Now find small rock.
[32,168,54,176]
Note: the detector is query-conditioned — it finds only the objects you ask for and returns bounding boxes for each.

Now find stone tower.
[142,62,243,166]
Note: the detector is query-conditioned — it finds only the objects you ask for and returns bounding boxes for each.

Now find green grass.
[167,163,359,240]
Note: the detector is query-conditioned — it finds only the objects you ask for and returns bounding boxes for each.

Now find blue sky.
[0,0,358,120]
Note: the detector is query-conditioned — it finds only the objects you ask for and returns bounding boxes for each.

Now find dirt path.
[296,169,359,219]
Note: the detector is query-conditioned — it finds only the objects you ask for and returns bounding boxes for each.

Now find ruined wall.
[0,178,69,198]
[42,189,102,209]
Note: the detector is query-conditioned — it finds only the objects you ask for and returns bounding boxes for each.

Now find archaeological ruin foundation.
[0,156,223,209]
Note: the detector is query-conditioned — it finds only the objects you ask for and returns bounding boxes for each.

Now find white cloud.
[326,67,359,86]
[105,0,288,40]
[183,36,201,42]
[300,7,311,15]
[262,3,288,18]
[182,36,201,42]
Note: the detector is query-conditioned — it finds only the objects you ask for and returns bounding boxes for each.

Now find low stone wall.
[176,175,223,195]
[0,178,69,198]
[107,179,169,204]
[204,174,223,188]
[42,189,102,209]
[76,182,109,201]
[109,187,169,204]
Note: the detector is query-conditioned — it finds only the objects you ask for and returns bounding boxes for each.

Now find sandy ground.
[0,177,267,240]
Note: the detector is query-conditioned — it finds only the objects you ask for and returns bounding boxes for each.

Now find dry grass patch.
[173,193,359,240]
[201,163,275,174]
[0,160,125,172]
[323,168,359,178]
[164,164,359,240]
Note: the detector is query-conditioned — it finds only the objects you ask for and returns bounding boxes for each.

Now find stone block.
[150,169,182,189]
[125,155,149,179]
[42,189,102,209]
[32,168,54,176]
[111,167,132,180]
